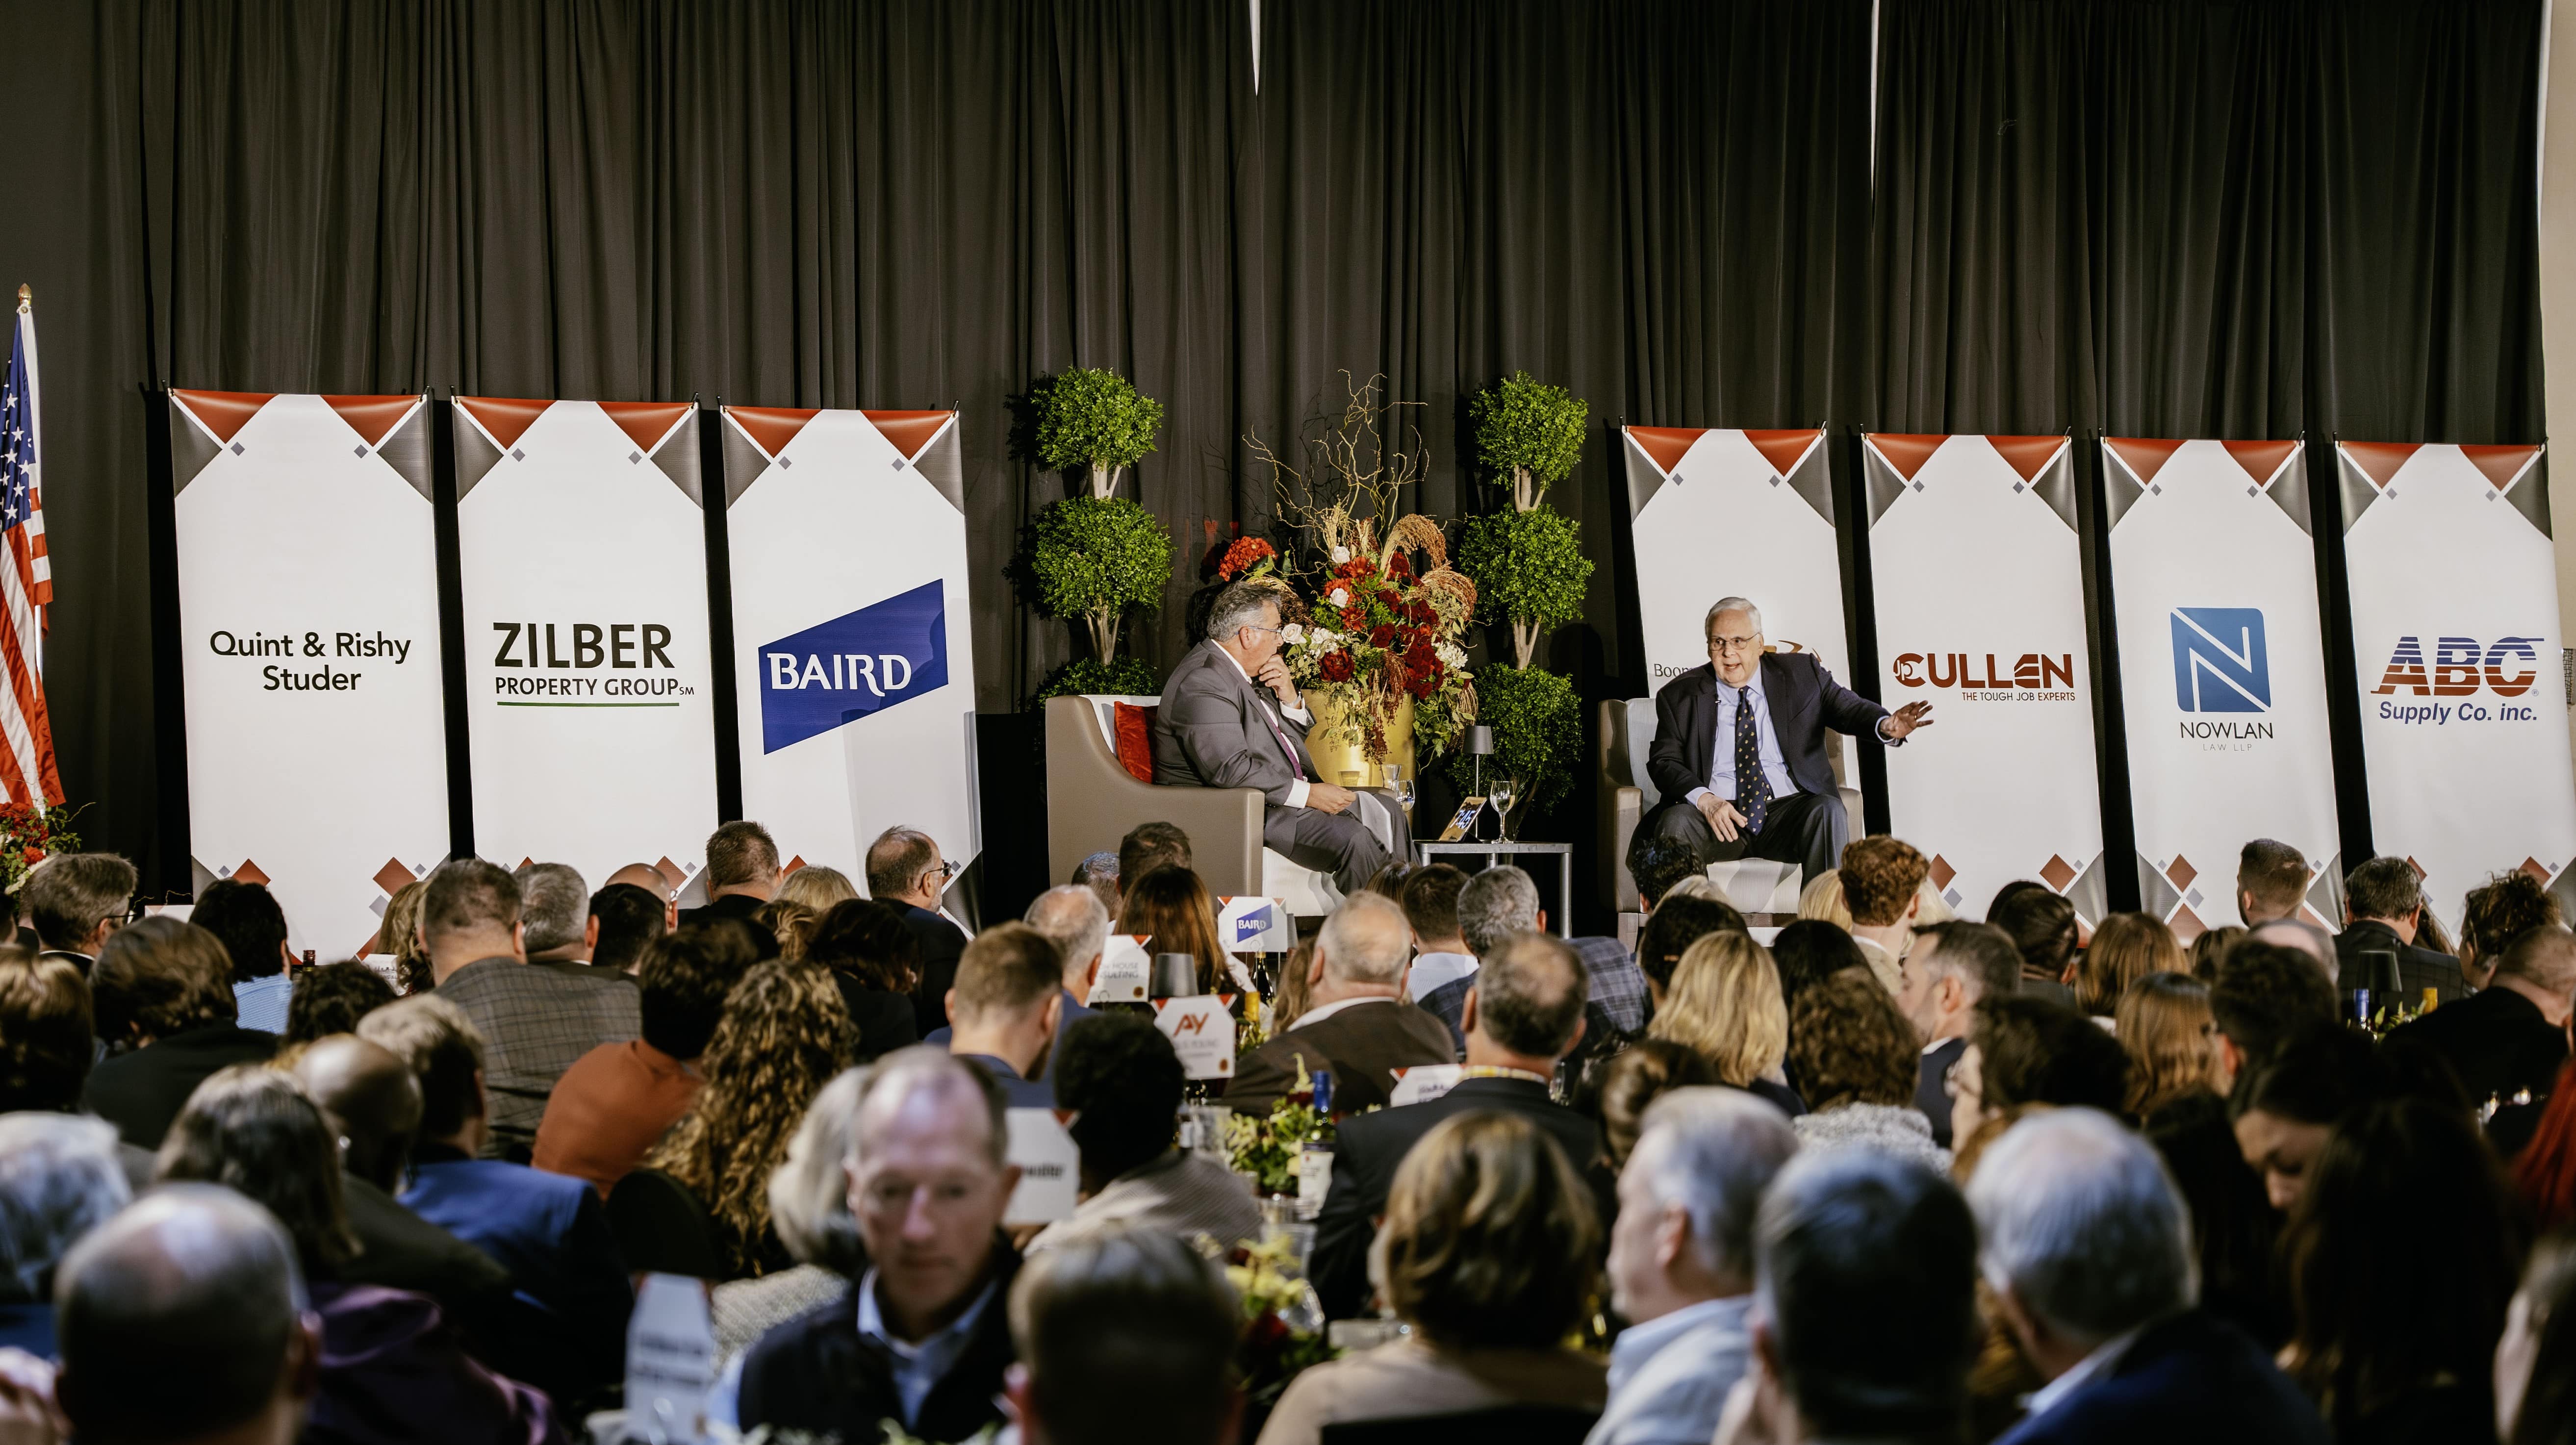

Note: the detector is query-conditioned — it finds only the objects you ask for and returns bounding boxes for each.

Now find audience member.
[0,952,99,1118]
[934,886,1110,1069]
[1119,862,1241,999]
[776,863,859,914]
[942,922,1067,1109]
[605,861,680,920]
[2337,856,2469,1004]
[355,996,632,1393]
[1786,972,1946,1171]
[279,961,395,1048]
[1651,930,1800,1116]
[1263,1113,1606,1443]
[1795,869,1852,931]
[1594,1089,1799,1445]
[866,825,971,1036]
[2387,924,2574,1153]
[1767,917,1865,1014]
[2459,871,2563,991]
[153,1068,564,1443]
[533,924,744,1195]
[1630,834,1708,916]
[1008,1230,1244,1445]
[420,859,639,1158]
[83,917,278,1149]
[1117,821,1192,905]
[379,879,433,995]
[0,1114,128,1358]
[514,862,605,970]
[1232,893,1452,1114]
[584,881,669,974]
[2189,924,2244,982]
[1398,862,1475,1003]
[1313,930,1598,1320]
[2238,838,2314,928]
[51,1185,324,1445]
[1031,1013,1261,1253]
[1634,894,1749,1013]
[1987,880,2081,1004]
[190,878,294,1034]
[1840,837,1929,993]
[1270,939,1316,1033]
[2116,972,2222,1117]
[23,853,134,970]
[650,958,857,1278]
[1587,1038,1719,1170]
[1949,995,2130,1147]
[709,1067,867,1373]
[2497,1226,2576,1445]
[1422,865,1542,1044]
[1968,1109,2326,1445]
[2075,913,2184,1018]
[2281,1098,2520,1444]
[754,897,819,961]
[2246,917,2338,984]
[2231,1020,2395,1212]
[2141,986,2291,1352]
[1720,1149,1978,1445]
[1898,920,2018,1146]
[683,819,783,928]
[806,898,928,1061]
[1070,851,1121,922]
[1360,860,1413,900]
[2208,941,2339,1090]
[736,1048,1021,1443]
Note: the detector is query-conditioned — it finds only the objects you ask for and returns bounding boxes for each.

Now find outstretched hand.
[1885,700,1935,740]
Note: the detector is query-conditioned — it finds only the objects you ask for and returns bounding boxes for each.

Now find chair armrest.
[1044,697,1267,896]
[1604,785,1643,912]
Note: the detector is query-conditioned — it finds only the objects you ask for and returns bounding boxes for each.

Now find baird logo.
[758,579,948,754]
[2372,635,2541,698]
[2171,608,2269,713]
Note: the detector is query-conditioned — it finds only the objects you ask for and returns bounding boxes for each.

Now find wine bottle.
[1296,1069,1337,1218]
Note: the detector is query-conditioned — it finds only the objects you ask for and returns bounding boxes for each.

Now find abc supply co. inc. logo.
[2371,634,2547,728]
[1889,649,2077,702]
[757,579,948,753]
[2171,607,2274,748]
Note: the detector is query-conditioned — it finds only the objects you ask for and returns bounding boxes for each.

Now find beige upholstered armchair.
[1043,695,1344,917]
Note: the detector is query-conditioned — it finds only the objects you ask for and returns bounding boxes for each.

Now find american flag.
[0,296,61,806]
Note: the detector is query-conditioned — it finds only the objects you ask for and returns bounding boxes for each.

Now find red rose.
[1408,600,1434,625]
[1405,641,1436,672]
[1368,624,1398,648]
[1406,670,1438,699]
[1319,652,1356,683]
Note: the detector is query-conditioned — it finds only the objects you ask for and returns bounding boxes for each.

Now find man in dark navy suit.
[1638,596,1932,884]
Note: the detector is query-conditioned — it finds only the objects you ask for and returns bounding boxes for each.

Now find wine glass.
[1384,762,1415,814]
[1488,775,1519,839]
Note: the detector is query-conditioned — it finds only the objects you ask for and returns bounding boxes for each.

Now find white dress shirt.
[2017,1322,2147,1427]
[1220,646,1314,810]
[1292,994,1399,1030]
[1406,950,1479,1002]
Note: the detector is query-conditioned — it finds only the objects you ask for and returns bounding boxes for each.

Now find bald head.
[55,1184,317,1445]
[1023,884,1111,989]
[291,1035,422,1191]
[1318,892,1411,987]
[2245,918,2334,980]
[607,862,673,900]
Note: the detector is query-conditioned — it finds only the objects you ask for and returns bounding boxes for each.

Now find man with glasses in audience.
[870,825,973,1037]
[23,854,136,973]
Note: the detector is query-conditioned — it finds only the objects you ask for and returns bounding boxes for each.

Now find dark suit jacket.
[902,904,972,1038]
[926,989,1097,1080]
[675,891,766,930]
[1916,1036,1966,1147]
[1227,999,1460,1116]
[2384,985,2569,1153]
[337,1174,558,1394]
[2333,920,2467,1005]
[401,1144,633,1393]
[1311,1077,1604,1320]
[1994,1310,2327,1445]
[834,975,921,1062]
[739,1248,1021,1445]
[83,1023,281,1149]
[1644,655,1888,810]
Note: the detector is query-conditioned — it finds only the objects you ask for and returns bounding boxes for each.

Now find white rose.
[1436,641,1467,669]
[1330,546,1351,564]
[1280,623,1305,645]
[1329,588,1350,607]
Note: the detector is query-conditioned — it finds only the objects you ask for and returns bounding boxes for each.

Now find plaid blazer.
[438,959,641,1157]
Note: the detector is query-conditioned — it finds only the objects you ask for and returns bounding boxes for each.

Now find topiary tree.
[1025,496,1173,667]
[1457,505,1593,669]
[1032,655,1160,705]
[1447,663,1581,822]
[1468,371,1587,511]
[1031,367,1167,499]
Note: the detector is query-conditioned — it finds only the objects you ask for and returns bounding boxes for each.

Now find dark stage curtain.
[0,0,2542,922]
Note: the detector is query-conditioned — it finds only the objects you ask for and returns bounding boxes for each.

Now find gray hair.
[1071,853,1121,919]
[770,1066,868,1271]
[1206,581,1283,643]
[23,853,138,953]
[1458,866,1542,957]
[1965,1108,2196,1347]
[0,1113,129,1303]
[1025,885,1112,982]
[850,1045,1011,1170]
[1704,596,1763,639]
[1318,892,1411,986]
[513,862,589,954]
[1629,1087,1799,1281]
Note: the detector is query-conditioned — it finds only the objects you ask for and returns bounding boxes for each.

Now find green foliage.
[1467,371,1588,495]
[1456,506,1593,631]
[1030,655,1160,708]
[1448,664,1581,815]
[1024,496,1173,620]
[1029,366,1167,474]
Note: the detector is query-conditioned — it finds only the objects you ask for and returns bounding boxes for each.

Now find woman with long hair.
[774,863,858,914]
[381,880,433,995]
[1648,930,1801,1116]
[2074,913,2185,1017]
[1987,881,2079,996]
[2117,971,2223,1120]
[1119,863,1243,994]
[1787,970,1948,1171]
[650,960,857,1279]
[802,898,922,1062]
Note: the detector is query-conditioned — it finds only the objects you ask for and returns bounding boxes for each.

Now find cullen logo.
[758,579,948,754]
[2171,608,2270,713]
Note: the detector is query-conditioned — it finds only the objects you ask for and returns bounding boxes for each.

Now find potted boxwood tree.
[1032,365,1167,499]
[1018,367,1174,700]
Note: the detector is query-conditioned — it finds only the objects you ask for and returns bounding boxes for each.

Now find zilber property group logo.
[2371,634,2545,728]
[759,579,948,753]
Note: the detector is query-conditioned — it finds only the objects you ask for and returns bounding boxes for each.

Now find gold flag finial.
[14,285,26,304]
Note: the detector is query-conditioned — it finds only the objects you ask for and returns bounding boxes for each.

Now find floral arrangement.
[0,801,82,895]
[1223,1087,1325,1198]
[1274,513,1477,761]
[1219,1232,1335,1416]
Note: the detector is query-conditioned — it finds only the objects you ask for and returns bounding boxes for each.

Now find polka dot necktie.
[1733,690,1772,835]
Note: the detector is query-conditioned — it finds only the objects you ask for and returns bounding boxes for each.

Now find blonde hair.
[755,898,819,961]
[776,865,858,914]
[1648,931,1787,1087]
[1796,870,1852,930]
[2076,913,2184,1015]
[1913,880,1955,925]
[1377,1112,1599,1349]
[381,881,432,995]
[2115,972,2220,1116]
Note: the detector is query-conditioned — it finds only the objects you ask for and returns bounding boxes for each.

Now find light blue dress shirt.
[1685,679,1797,807]
[857,1267,1001,1426]
[232,973,293,1035]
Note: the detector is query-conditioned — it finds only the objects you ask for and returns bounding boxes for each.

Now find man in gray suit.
[1152,581,1395,894]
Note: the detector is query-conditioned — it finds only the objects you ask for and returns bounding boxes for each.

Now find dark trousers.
[1640,789,1847,886]
[1271,788,1411,894]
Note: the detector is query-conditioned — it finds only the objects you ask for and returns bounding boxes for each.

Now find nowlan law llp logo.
[758,579,948,753]
[2171,608,2273,745]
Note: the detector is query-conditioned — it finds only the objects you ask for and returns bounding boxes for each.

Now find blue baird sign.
[759,579,947,753]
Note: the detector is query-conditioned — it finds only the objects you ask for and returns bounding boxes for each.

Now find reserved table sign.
[1152,994,1238,1079]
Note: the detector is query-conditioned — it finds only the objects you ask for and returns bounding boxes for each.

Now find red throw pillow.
[1112,702,1158,784]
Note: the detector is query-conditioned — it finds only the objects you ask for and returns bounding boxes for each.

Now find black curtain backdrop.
[0,0,2541,924]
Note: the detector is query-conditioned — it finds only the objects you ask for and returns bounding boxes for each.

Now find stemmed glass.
[1488,775,1519,840]
[1384,763,1415,814]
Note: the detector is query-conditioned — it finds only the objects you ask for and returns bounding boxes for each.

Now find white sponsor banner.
[2105,439,2343,938]
[454,398,718,892]
[2338,442,2576,931]
[1863,434,2105,923]
[723,408,979,884]
[169,391,448,957]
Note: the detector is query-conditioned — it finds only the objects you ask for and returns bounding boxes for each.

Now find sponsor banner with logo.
[1217,895,1292,954]
[453,399,719,892]
[1863,434,2106,922]
[167,391,449,957]
[723,407,979,883]
[2338,442,2576,930]
[2104,439,2344,938]
[1622,428,1854,768]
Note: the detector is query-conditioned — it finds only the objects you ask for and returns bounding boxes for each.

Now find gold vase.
[1303,689,1417,790]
